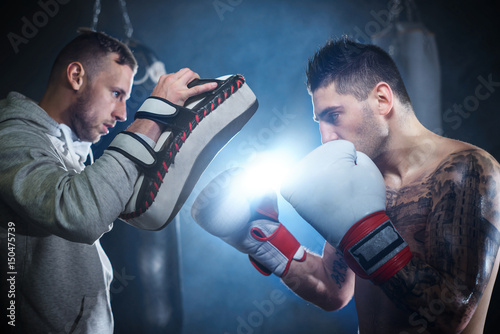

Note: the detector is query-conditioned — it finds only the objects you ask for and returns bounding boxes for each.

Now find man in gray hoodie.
[0,29,220,333]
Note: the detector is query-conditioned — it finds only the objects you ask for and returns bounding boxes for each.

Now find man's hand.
[128,68,217,141]
[151,68,217,106]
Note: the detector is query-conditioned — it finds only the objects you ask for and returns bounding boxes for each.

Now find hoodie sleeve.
[0,119,139,244]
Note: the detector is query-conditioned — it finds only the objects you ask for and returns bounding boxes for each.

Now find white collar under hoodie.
[48,122,93,174]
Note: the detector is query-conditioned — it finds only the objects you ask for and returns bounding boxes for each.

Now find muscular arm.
[380,150,500,333]
[281,241,356,311]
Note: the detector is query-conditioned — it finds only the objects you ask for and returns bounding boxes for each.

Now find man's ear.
[66,62,85,91]
[370,82,393,116]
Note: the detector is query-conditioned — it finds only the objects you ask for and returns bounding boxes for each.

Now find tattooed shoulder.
[379,148,500,330]
[425,149,500,281]
[428,148,500,229]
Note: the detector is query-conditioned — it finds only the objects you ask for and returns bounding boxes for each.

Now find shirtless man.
[191,37,500,333]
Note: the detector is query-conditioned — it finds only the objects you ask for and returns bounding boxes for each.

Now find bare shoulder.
[433,138,500,185]
[430,138,500,227]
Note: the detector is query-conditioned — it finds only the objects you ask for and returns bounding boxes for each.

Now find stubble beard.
[67,91,100,143]
[355,103,387,160]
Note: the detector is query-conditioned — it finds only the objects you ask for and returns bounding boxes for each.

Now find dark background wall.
[1,0,499,333]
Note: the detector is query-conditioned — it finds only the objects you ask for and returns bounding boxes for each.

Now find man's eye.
[113,91,120,98]
[326,113,339,123]
[314,111,339,123]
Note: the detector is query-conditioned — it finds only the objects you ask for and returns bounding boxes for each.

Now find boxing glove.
[191,167,306,277]
[281,140,412,284]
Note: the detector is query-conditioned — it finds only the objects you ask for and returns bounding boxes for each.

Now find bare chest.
[355,182,437,333]
[385,179,433,257]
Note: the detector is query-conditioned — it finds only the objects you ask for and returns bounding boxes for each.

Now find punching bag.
[372,21,442,133]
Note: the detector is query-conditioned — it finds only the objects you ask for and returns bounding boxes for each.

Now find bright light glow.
[234,151,294,197]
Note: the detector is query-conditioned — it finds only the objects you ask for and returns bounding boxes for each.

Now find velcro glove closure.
[338,211,413,285]
[247,220,306,277]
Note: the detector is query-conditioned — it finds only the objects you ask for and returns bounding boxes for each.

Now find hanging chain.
[90,0,134,40]
[91,0,101,31]
[118,0,134,40]
[406,0,423,23]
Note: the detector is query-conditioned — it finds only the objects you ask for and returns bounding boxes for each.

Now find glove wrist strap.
[338,211,412,285]
[249,223,306,277]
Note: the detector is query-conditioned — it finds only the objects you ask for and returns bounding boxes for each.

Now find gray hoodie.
[0,92,139,333]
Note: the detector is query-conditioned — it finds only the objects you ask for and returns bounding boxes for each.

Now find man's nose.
[319,122,339,144]
[113,100,127,122]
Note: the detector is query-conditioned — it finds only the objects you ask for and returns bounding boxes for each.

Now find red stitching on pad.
[120,76,246,220]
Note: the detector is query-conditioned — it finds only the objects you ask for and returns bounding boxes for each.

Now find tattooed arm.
[281,241,356,311]
[380,150,500,333]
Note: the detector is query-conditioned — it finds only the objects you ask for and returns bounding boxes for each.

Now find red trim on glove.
[339,211,388,249]
[251,224,302,260]
[338,211,412,285]
[249,256,272,276]
[249,223,306,277]
[255,196,279,222]
[369,245,412,285]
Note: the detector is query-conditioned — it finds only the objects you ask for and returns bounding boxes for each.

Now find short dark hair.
[306,36,411,106]
[49,27,137,83]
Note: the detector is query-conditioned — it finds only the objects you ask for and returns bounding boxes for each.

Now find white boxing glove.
[191,168,306,277]
[281,140,412,285]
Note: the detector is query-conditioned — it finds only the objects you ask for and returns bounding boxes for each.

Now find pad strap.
[134,76,238,131]
[338,211,412,285]
[135,97,189,130]
[107,131,157,169]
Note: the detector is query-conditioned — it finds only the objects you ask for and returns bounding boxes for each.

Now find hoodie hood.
[0,92,92,167]
[0,92,59,135]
